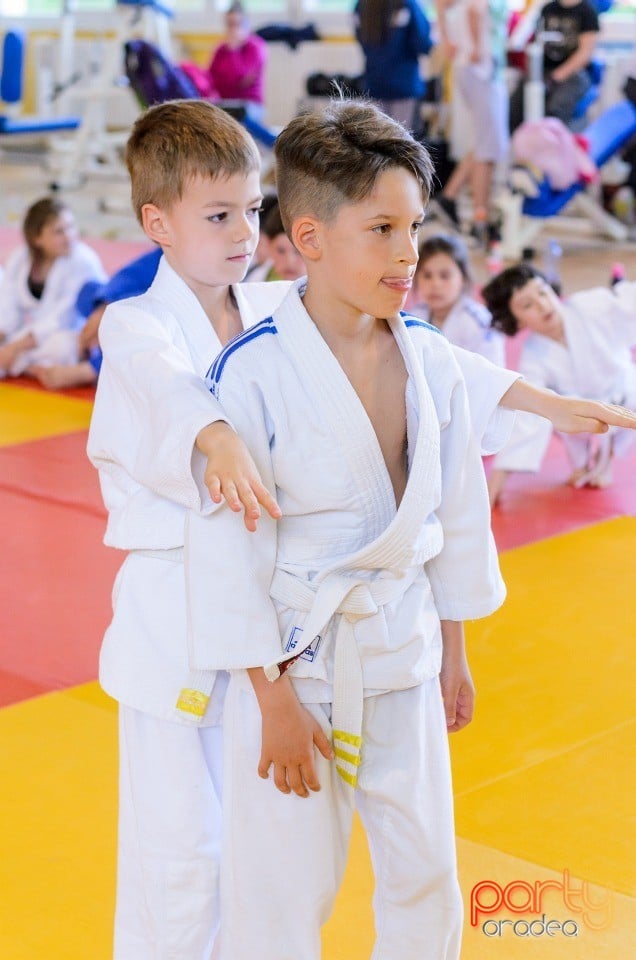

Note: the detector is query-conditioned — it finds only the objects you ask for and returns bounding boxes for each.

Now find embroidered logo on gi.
[285,626,322,662]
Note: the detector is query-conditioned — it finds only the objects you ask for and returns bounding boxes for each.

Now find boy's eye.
[248,206,261,217]
[411,221,424,234]
[372,224,391,235]
[207,212,227,223]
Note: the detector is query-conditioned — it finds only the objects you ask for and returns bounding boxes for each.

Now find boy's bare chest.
[343,351,409,506]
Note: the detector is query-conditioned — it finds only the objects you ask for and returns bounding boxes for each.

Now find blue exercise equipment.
[500,98,636,257]
[0,29,80,135]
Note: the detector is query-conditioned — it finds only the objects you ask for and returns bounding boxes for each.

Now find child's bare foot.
[30,363,97,390]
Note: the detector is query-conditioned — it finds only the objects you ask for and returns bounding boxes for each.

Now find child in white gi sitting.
[406,232,506,365]
[0,196,106,378]
[483,263,636,505]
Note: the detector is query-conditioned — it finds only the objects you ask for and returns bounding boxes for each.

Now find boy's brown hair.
[126,99,261,224]
[274,98,434,235]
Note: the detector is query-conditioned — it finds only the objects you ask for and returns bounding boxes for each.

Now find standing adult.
[354,0,433,128]
[430,0,510,246]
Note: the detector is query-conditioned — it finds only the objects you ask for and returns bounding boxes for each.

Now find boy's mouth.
[382,277,412,292]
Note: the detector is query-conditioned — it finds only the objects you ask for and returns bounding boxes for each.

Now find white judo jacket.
[184,281,508,772]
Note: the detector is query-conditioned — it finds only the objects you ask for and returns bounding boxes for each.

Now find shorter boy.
[186,98,508,960]
[483,263,636,504]
[87,100,290,959]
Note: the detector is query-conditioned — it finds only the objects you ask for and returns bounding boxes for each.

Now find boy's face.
[148,170,262,295]
[310,166,424,321]
[509,276,564,338]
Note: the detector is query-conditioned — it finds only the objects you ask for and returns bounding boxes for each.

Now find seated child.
[245,200,305,282]
[32,248,162,389]
[482,263,636,504]
[406,233,506,365]
[0,197,106,379]
[185,98,510,960]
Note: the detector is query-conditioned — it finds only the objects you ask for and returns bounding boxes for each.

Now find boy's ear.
[291,216,322,262]
[141,204,171,247]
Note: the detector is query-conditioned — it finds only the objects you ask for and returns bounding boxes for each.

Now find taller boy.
[186,100,507,959]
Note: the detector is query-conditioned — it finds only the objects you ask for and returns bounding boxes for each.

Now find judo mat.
[1,375,635,959]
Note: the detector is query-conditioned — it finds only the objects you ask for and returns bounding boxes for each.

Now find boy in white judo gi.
[87,100,293,959]
[483,263,636,505]
[182,99,636,960]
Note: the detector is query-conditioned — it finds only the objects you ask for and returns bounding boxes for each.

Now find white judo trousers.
[218,676,462,960]
[88,260,293,960]
[116,707,223,960]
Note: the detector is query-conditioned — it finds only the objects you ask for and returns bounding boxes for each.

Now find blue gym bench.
[0,30,80,136]
[499,98,636,258]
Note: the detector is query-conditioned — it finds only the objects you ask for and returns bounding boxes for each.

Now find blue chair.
[0,30,80,135]
[570,58,605,128]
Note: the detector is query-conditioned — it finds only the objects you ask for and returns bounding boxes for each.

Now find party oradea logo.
[470,869,613,939]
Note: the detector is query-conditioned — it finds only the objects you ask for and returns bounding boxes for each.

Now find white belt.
[268,566,420,787]
[132,547,184,562]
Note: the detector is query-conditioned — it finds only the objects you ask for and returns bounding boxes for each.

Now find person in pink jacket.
[208,2,267,119]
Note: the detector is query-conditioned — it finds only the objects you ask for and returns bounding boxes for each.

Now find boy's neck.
[301,282,386,350]
[197,282,241,345]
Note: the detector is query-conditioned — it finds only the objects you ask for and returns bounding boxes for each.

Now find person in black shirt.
[510,0,600,131]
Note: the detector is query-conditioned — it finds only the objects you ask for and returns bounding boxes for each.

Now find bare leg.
[29,362,98,389]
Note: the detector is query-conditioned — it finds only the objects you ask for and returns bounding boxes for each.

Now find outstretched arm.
[499,380,636,435]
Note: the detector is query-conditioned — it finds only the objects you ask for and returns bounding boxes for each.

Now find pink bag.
[178,61,219,100]
[511,117,598,190]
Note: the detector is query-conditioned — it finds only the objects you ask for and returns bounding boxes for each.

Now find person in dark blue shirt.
[354,0,433,128]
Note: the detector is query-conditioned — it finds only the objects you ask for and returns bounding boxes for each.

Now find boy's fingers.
[273,763,291,794]
[235,481,261,519]
[252,481,282,519]
[314,727,334,761]
[221,480,242,512]
[300,763,321,792]
[257,755,271,779]
[287,765,309,798]
[207,475,222,504]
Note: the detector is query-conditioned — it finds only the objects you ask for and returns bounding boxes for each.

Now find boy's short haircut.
[482,263,546,337]
[126,99,261,225]
[274,98,434,234]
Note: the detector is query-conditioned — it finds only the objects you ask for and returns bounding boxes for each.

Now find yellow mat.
[0,519,634,958]
[0,383,93,446]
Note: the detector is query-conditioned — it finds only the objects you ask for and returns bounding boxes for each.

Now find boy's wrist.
[195,419,233,456]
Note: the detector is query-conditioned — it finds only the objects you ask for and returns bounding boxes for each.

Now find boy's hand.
[196,421,282,532]
[249,669,334,798]
[439,621,475,733]
[545,397,636,435]
[488,468,509,508]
